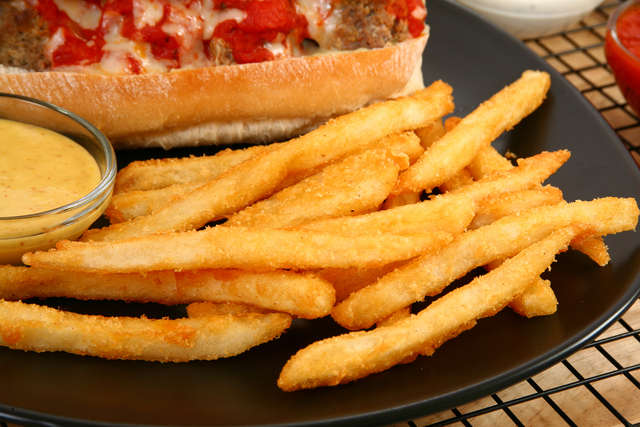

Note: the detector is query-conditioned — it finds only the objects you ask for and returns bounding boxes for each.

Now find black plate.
[2,1,640,426]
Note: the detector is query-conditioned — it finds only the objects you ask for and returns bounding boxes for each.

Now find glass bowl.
[0,93,116,265]
[605,0,640,118]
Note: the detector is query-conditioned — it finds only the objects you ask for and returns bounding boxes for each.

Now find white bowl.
[455,0,604,39]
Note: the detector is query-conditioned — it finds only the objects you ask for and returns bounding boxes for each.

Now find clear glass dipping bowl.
[0,93,116,265]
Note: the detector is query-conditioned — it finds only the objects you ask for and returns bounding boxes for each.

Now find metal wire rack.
[2,3,639,427]
[396,1,640,426]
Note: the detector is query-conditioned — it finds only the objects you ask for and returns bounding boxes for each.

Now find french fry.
[108,132,425,224]
[175,269,335,319]
[470,187,564,316]
[414,119,446,150]
[106,181,204,224]
[466,144,514,179]
[0,266,336,319]
[299,194,476,236]
[442,150,570,204]
[113,144,277,194]
[393,70,551,194]
[223,148,410,228]
[571,235,610,266]
[382,191,422,209]
[81,81,455,242]
[437,116,475,192]
[509,277,558,318]
[316,260,410,303]
[331,197,639,330]
[0,300,292,362]
[301,150,570,238]
[466,143,607,312]
[186,301,269,317]
[469,187,565,229]
[270,131,427,195]
[278,226,583,391]
[24,228,454,273]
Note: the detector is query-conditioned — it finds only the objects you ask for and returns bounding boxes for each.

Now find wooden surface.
[408,299,640,427]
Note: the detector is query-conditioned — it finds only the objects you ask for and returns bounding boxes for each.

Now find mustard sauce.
[0,119,105,265]
[0,119,101,216]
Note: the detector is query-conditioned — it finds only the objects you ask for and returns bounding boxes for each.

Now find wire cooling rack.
[2,3,639,427]
[395,1,640,426]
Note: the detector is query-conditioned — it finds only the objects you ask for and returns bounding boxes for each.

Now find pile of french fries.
[0,70,637,392]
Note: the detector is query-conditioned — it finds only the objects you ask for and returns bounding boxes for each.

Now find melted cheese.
[52,0,102,30]
[100,15,169,74]
[43,0,352,73]
[133,0,165,29]
[295,0,334,40]
[199,0,246,40]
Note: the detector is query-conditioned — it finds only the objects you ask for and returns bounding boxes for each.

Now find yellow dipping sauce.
[0,119,104,265]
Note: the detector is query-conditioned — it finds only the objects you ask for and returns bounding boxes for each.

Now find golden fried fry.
[299,194,476,236]
[82,82,455,242]
[106,181,204,224]
[470,187,565,229]
[509,277,558,317]
[175,269,335,319]
[0,299,291,362]
[0,266,335,319]
[114,144,276,194]
[443,150,570,204]
[571,235,610,267]
[394,70,551,194]
[186,301,269,317]
[316,260,409,303]
[466,144,514,179]
[382,192,422,209]
[331,197,639,330]
[414,119,446,148]
[24,228,454,273]
[110,133,425,225]
[278,226,582,391]
[224,148,409,228]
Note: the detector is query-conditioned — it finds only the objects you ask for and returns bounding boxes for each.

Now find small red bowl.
[605,0,640,117]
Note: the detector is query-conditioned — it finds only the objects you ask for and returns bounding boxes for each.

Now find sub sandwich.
[0,0,429,149]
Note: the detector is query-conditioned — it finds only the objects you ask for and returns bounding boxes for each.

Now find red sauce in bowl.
[605,0,640,117]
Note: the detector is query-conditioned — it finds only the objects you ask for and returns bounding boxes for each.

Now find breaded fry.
[299,194,476,236]
[81,82,455,242]
[394,70,551,194]
[110,133,425,224]
[470,187,565,229]
[278,226,582,391]
[113,144,276,194]
[24,228,454,273]
[224,148,410,228]
[0,300,291,362]
[0,266,335,319]
[106,181,204,224]
[175,269,335,319]
[443,150,570,204]
[466,144,514,179]
[331,197,639,330]
[316,260,409,303]
[509,277,558,318]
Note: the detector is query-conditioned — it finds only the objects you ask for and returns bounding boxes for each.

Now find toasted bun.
[0,32,428,150]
